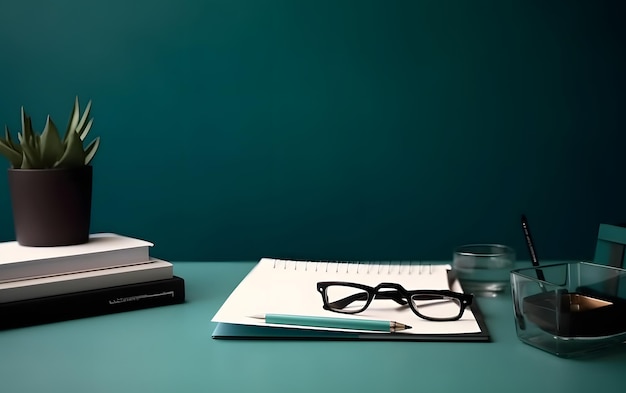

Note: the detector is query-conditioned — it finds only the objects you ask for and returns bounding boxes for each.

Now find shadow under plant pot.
[8,166,92,247]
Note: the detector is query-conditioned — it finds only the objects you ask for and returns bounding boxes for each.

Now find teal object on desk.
[252,313,411,332]
[594,223,626,268]
[1,261,626,393]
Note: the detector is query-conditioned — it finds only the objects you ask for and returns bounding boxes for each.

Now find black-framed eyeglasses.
[316,281,473,321]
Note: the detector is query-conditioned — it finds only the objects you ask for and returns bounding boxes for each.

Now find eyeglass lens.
[324,284,463,320]
[410,295,463,320]
[324,284,370,313]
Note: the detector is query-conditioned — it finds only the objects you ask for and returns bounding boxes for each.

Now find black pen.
[520,214,546,282]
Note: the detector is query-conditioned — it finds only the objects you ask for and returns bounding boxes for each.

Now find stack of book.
[0,233,185,329]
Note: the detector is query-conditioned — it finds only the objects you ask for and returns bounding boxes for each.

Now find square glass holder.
[511,262,626,358]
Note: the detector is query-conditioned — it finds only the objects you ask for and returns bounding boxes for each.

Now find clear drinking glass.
[452,244,515,297]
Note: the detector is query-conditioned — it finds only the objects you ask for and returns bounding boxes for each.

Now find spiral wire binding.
[269,258,433,275]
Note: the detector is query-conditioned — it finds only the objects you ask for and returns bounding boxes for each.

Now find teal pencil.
[249,313,412,332]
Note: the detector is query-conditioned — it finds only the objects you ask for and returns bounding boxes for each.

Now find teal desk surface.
[1,261,625,393]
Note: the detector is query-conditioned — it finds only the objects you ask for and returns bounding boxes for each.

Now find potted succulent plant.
[0,97,100,246]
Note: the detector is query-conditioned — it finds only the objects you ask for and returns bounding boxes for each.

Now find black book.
[0,276,185,330]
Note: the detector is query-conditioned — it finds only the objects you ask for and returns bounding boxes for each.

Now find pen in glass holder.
[521,214,546,284]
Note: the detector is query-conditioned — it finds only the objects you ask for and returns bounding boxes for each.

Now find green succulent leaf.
[54,124,85,168]
[17,132,42,169]
[79,118,94,141]
[33,133,40,154]
[21,107,35,144]
[40,115,64,168]
[84,136,100,165]
[0,137,22,168]
[4,125,21,152]
[20,151,34,169]
[1,97,99,169]
[76,100,92,140]
[65,96,81,142]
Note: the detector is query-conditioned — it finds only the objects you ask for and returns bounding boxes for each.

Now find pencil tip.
[394,322,412,331]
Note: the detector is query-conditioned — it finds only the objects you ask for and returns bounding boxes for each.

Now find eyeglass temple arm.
[411,293,458,300]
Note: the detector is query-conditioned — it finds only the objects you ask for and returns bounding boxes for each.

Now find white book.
[0,258,173,303]
[0,233,153,283]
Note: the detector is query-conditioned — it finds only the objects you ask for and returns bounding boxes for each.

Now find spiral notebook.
[211,258,489,341]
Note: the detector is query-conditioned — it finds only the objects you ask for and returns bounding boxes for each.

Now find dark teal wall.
[1,1,625,261]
